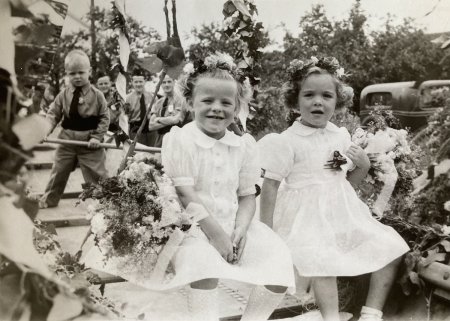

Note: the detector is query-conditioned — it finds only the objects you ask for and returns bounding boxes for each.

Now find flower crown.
[287,56,348,81]
[182,52,247,83]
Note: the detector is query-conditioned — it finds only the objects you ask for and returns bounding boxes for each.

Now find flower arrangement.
[287,56,348,82]
[350,108,421,217]
[80,154,199,284]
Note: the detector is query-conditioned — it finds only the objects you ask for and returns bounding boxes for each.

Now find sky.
[62,0,450,49]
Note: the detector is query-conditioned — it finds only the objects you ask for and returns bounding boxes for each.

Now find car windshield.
[366,92,392,107]
[420,85,450,108]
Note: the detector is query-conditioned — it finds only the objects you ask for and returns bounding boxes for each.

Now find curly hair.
[177,53,252,113]
[282,66,354,111]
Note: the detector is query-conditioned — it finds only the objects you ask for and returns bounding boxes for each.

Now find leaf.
[47,293,83,321]
[222,0,237,16]
[135,55,163,74]
[231,0,251,17]
[99,283,105,296]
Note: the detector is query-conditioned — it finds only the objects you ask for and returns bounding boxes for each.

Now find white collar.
[288,119,341,136]
[188,122,241,148]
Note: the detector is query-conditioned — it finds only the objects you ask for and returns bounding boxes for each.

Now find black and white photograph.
[1,0,450,320]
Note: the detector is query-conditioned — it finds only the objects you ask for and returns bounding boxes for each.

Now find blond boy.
[40,50,109,208]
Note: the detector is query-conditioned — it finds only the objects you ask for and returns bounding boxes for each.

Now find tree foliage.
[50,6,161,91]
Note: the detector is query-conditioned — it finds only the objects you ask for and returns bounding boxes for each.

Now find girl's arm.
[232,194,255,261]
[346,145,370,187]
[259,178,281,229]
[175,185,234,263]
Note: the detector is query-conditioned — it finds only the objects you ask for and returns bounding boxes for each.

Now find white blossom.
[336,67,345,78]
[444,201,450,212]
[310,56,319,64]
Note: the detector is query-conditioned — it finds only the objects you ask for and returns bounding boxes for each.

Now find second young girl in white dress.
[259,57,409,321]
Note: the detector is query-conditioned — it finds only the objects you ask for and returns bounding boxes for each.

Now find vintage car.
[359,80,450,132]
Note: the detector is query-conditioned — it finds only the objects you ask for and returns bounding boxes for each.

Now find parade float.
[2,0,450,320]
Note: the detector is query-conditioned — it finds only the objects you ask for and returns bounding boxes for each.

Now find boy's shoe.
[38,200,49,209]
[358,306,383,321]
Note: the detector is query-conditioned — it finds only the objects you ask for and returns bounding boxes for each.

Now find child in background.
[161,53,295,321]
[258,57,409,321]
[124,70,156,146]
[96,74,123,132]
[40,49,109,208]
[148,74,184,147]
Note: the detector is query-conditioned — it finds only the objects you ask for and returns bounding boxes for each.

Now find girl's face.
[192,77,237,139]
[298,73,337,128]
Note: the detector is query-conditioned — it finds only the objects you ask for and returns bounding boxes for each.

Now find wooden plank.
[37,199,89,226]
[434,288,450,301]
[418,260,450,291]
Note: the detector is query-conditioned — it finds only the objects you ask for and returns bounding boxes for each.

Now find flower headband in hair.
[287,56,348,81]
[182,52,247,83]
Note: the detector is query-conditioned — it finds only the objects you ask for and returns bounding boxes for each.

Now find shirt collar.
[189,122,241,148]
[289,118,340,136]
[70,83,90,95]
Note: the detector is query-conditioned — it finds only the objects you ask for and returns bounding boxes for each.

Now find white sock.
[240,286,286,321]
[359,306,383,320]
[187,287,219,321]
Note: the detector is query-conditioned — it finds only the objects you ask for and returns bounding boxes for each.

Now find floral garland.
[287,56,348,82]
[183,52,246,83]
[80,154,201,285]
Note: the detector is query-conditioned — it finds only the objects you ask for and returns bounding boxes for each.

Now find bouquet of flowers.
[351,109,421,217]
[80,154,202,285]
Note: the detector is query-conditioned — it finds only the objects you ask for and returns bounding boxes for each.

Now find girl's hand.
[346,145,370,170]
[230,225,248,263]
[209,229,234,263]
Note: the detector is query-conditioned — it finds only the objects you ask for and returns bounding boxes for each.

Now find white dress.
[258,121,409,277]
[158,122,295,290]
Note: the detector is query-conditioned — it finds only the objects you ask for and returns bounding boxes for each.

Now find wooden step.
[27,167,84,196]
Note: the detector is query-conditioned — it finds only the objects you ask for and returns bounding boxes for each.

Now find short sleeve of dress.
[257,133,294,181]
[161,126,196,186]
[237,134,260,197]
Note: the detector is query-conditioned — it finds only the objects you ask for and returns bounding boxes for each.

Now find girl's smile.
[192,77,237,139]
[298,73,337,128]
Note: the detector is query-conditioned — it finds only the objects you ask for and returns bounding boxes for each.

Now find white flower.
[310,56,319,64]
[352,127,368,147]
[91,213,107,236]
[444,201,450,212]
[387,151,396,159]
[336,67,345,78]
[443,225,450,235]
[183,63,195,75]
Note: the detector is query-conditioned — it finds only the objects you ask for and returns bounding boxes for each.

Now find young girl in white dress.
[258,57,409,321]
[161,53,295,321]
